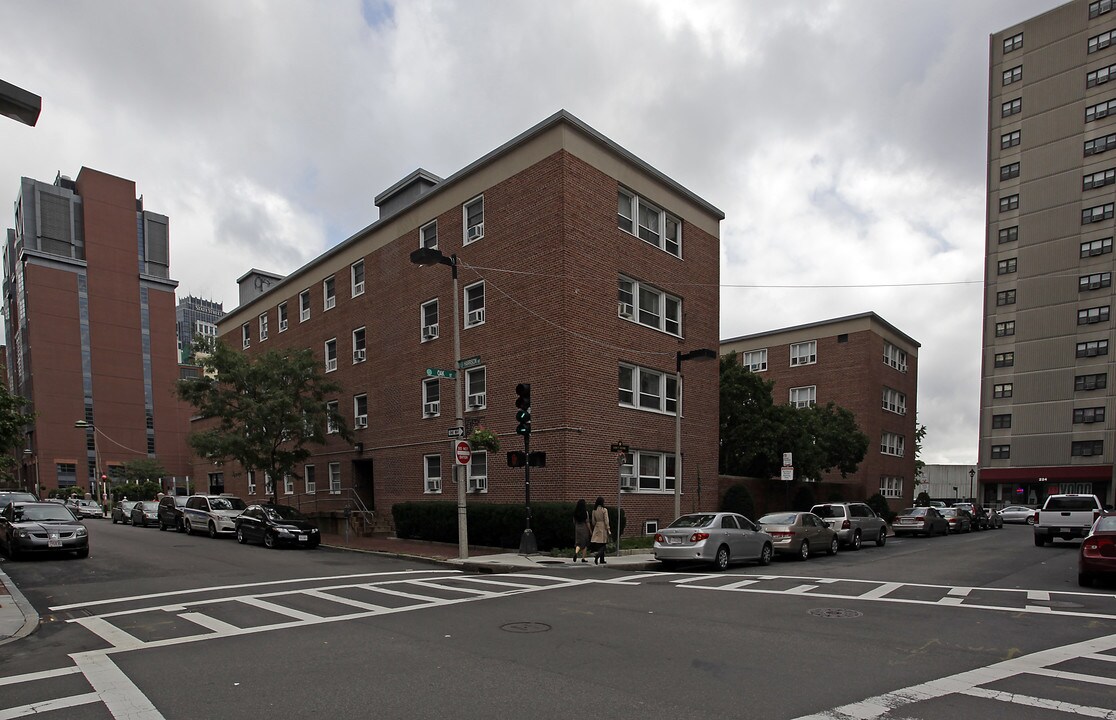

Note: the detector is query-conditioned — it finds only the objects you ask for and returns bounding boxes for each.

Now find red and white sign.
[454,440,472,466]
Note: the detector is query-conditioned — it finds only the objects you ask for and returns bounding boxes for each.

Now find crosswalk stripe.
[303,589,388,612]
[72,616,144,650]
[238,597,321,622]
[0,692,100,720]
[0,666,80,687]
[1031,667,1116,686]
[961,687,1115,718]
[858,582,902,600]
[178,612,241,634]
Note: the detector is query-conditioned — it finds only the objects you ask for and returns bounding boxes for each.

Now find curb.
[0,566,38,647]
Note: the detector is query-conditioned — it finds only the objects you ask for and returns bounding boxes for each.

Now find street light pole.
[74,420,102,501]
[674,348,717,520]
[969,467,976,503]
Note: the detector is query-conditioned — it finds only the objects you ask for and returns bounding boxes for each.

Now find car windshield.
[137,502,156,510]
[211,498,247,511]
[811,505,844,519]
[78,500,97,507]
[14,505,78,522]
[263,505,308,522]
[902,508,928,516]
[667,514,716,529]
[0,492,37,504]
[759,513,798,525]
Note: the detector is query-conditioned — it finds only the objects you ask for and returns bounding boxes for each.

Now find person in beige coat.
[590,496,611,565]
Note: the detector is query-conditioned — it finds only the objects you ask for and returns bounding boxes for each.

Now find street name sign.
[426,368,456,379]
[447,427,465,438]
[457,356,482,370]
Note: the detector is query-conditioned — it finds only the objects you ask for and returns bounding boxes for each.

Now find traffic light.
[515,383,531,435]
[507,451,527,468]
[527,451,546,468]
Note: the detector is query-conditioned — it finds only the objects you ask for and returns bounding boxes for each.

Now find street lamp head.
[969,468,976,479]
[74,420,91,429]
[409,247,453,267]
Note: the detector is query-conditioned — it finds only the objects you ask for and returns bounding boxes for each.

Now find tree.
[177,340,351,504]
[119,458,168,484]
[913,421,928,477]
[0,384,35,481]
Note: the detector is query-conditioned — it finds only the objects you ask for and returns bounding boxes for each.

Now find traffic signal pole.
[516,383,536,555]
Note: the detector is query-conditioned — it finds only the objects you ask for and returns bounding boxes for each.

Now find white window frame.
[258,313,268,341]
[882,387,907,415]
[264,472,274,496]
[742,349,767,372]
[422,378,440,417]
[324,339,337,373]
[464,281,485,328]
[326,401,339,434]
[246,470,256,496]
[881,432,905,457]
[304,464,316,494]
[420,220,438,249]
[278,302,288,332]
[351,260,365,297]
[463,196,484,245]
[354,394,368,428]
[618,276,681,336]
[328,462,341,495]
[283,474,293,495]
[789,386,816,409]
[617,188,682,258]
[883,342,908,372]
[619,363,678,415]
[466,366,486,410]
[790,341,817,367]
[241,323,250,349]
[421,299,439,341]
[323,276,336,311]
[880,476,902,499]
[299,289,311,322]
[353,327,366,363]
[618,450,677,493]
[424,454,441,494]
[467,451,487,493]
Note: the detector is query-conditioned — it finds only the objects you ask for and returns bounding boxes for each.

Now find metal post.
[451,256,468,560]
[616,455,623,558]
[518,433,536,554]
[674,355,683,520]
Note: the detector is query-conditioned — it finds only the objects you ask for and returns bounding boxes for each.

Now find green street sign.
[457,356,482,370]
[426,368,457,379]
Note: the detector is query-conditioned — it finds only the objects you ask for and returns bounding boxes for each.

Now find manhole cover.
[501,622,551,634]
[808,608,863,619]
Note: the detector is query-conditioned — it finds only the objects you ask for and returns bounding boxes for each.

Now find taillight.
[841,520,851,530]
[690,532,710,542]
[770,531,795,538]
[1084,537,1115,557]
[654,533,664,543]
[1034,511,1040,524]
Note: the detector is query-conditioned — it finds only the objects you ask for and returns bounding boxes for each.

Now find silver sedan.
[757,511,839,560]
[654,512,773,571]
[998,505,1037,524]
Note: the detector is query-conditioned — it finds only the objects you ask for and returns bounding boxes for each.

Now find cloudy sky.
[0,0,1063,464]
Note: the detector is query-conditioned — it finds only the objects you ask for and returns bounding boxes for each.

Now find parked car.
[809,502,887,549]
[940,507,972,533]
[1035,494,1108,546]
[892,507,949,537]
[1079,515,1116,587]
[952,503,987,530]
[757,511,839,560]
[157,494,189,532]
[0,490,39,510]
[999,505,1037,524]
[67,498,105,519]
[653,512,773,570]
[111,500,137,524]
[235,504,322,549]
[0,501,89,559]
[130,501,160,527]
[183,494,248,538]
[986,508,1004,529]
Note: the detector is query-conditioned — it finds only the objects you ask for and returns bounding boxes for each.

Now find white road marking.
[961,688,1116,718]
[408,579,498,596]
[74,616,144,650]
[858,582,901,599]
[177,612,240,634]
[238,597,321,622]
[720,579,760,590]
[72,652,165,720]
[1028,590,1050,601]
[1031,667,1116,686]
[302,589,388,612]
[785,584,819,594]
[0,665,81,686]
[0,692,100,720]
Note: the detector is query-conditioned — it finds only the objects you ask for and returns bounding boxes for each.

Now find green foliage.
[791,484,816,511]
[867,492,896,522]
[118,458,168,484]
[110,480,163,501]
[392,501,626,550]
[915,491,932,507]
[468,428,500,452]
[0,384,35,478]
[913,421,927,477]
[177,339,350,504]
[721,483,755,520]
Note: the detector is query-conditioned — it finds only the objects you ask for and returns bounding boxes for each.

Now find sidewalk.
[0,566,38,648]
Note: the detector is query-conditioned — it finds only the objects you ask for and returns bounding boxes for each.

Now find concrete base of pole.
[518,528,537,555]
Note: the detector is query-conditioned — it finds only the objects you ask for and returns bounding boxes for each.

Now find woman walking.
[573,499,591,563]
[590,496,611,564]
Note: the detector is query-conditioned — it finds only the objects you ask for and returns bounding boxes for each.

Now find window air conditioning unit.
[424,402,439,416]
[1089,316,1100,324]
[620,475,637,491]
[279,320,288,331]
[1091,247,1104,256]
[1087,348,1099,356]
[354,281,365,295]
[467,223,484,241]
[468,393,486,408]
[618,302,634,319]
[468,477,487,493]
[1090,281,1102,289]
[354,415,368,429]
[467,309,485,325]
[242,338,250,349]
[353,349,366,362]
[326,359,338,372]
[422,324,439,340]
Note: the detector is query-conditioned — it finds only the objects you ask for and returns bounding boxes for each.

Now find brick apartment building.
[720,312,920,513]
[3,168,194,497]
[202,110,723,538]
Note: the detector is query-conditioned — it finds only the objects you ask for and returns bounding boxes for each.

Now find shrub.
[867,492,896,522]
[915,491,932,507]
[721,483,755,520]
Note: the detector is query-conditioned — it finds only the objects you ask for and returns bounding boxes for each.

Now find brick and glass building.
[981,0,1116,508]
[176,295,224,363]
[720,312,920,512]
[203,110,723,537]
[3,168,194,496]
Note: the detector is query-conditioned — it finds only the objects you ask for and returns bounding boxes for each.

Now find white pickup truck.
[1033,494,1106,546]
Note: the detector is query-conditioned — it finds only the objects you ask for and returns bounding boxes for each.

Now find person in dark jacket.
[573,499,591,563]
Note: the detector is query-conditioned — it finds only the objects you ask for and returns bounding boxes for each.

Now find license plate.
[668,536,681,544]
[48,533,61,548]
[298,534,307,542]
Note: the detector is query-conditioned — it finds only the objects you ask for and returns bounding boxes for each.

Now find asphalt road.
[1,519,1114,720]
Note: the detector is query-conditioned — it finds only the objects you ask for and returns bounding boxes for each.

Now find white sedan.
[998,505,1037,524]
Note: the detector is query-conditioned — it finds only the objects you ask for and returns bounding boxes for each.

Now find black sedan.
[235,504,320,549]
[111,500,137,524]
[130,501,160,527]
[0,501,89,559]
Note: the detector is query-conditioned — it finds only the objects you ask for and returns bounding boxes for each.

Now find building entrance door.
[352,459,374,511]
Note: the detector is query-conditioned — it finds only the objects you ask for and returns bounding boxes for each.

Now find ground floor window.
[467,452,487,492]
[329,463,341,494]
[56,463,77,488]
[880,476,902,498]
[425,455,442,493]
[304,465,316,494]
[619,450,676,492]
[283,474,294,495]
[247,470,256,495]
[208,472,224,494]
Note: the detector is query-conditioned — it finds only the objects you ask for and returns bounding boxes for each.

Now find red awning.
[978,465,1113,482]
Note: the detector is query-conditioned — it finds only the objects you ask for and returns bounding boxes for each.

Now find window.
[208,473,224,495]
[1001,98,1022,118]
[466,366,486,410]
[247,470,256,496]
[420,220,438,249]
[883,342,908,372]
[879,477,902,499]
[991,445,1011,459]
[996,289,1016,306]
[283,474,294,495]
[997,258,1017,275]
[467,452,487,493]
[464,281,485,327]
[1076,373,1107,390]
[323,276,336,310]
[1003,65,1022,85]
[1081,237,1114,257]
[1087,99,1116,123]
[264,473,273,496]
[54,462,76,488]
[742,349,768,372]
[1091,0,1115,19]
[1000,162,1020,181]
[882,387,906,415]
[299,289,311,322]
[790,340,817,367]
[1089,30,1115,54]
[616,451,676,493]
[351,260,365,297]
[241,323,250,349]
[992,414,1012,429]
[422,378,440,417]
[999,195,1019,212]
[424,455,441,493]
[994,383,1013,398]
[353,394,368,428]
[1085,203,1116,224]
[324,339,337,372]
[881,432,905,457]
[1072,440,1104,457]
[421,299,439,341]
[326,401,339,434]
[998,226,1018,244]
[463,196,484,244]
[1084,169,1116,191]
[352,327,366,363]
[789,386,816,409]
[1001,130,1021,149]
[1079,306,1110,324]
[1088,63,1116,87]
[618,189,681,257]
[304,465,316,494]
[618,277,681,335]
[1080,272,1112,290]
[258,313,268,341]
[995,351,1014,368]
[1085,135,1116,156]
[328,462,341,494]
[1003,32,1023,53]
[995,320,1015,337]
[1076,339,1110,357]
[618,364,679,415]
[278,302,288,332]
[1074,407,1106,424]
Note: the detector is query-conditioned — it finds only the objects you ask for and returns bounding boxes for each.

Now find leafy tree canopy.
[0,383,35,480]
[177,340,350,503]
[118,458,168,484]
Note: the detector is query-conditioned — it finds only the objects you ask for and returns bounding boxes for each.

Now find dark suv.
[953,502,987,530]
[157,495,189,532]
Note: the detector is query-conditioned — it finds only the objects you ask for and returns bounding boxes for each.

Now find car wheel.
[827,536,839,556]
[158,520,166,531]
[264,532,277,549]
[76,547,89,559]
[714,545,730,571]
[1025,516,1035,525]
[184,519,193,535]
[758,543,773,566]
[236,527,247,545]
[112,516,118,524]
[1079,572,1093,588]
[875,528,887,547]
[208,522,218,539]
[851,531,861,551]
[798,541,810,561]
[1034,535,1046,547]
[176,518,185,533]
